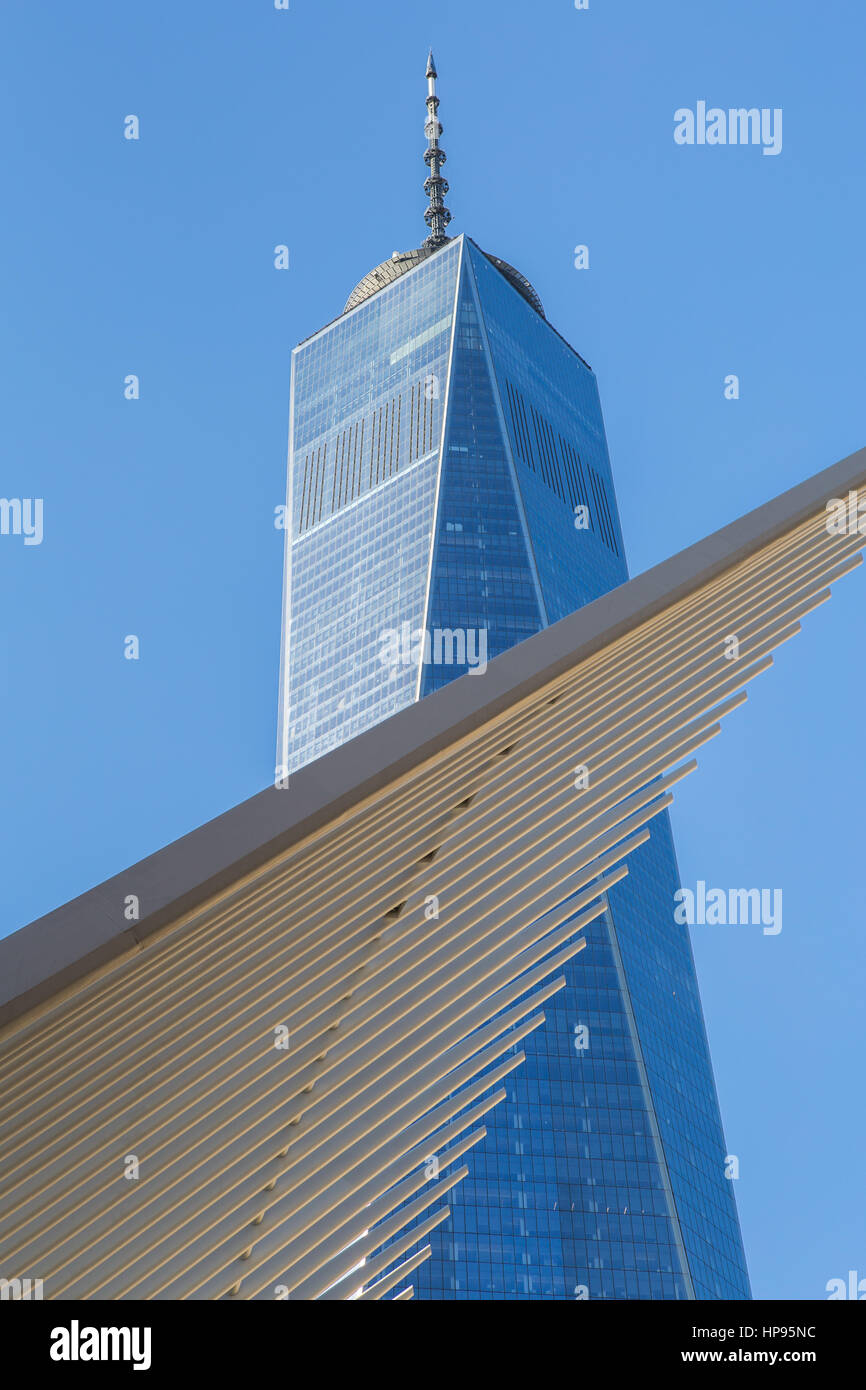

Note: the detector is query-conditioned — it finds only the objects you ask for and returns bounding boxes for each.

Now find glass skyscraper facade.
[278,231,751,1301]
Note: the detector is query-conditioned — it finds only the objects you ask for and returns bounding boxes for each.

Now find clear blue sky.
[1,0,863,1301]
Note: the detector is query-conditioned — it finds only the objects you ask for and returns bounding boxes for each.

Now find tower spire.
[423,50,452,248]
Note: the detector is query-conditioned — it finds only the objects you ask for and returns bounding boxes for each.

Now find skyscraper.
[277,56,750,1300]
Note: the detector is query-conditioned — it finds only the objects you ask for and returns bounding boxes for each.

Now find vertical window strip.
[587,467,601,541]
[540,413,554,490]
[341,427,350,508]
[319,444,327,525]
[550,427,568,506]
[506,382,523,464]
[312,444,324,526]
[598,475,613,548]
[544,416,564,503]
[571,442,590,510]
[330,433,340,514]
[376,405,383,486]
[391,397,398,476]
[519,395,534,470]
[530,405,551,489]
[590,467,618,553]
[528,401,542,479]
[606,490,617,551]
[546,420,561,498]
[409,383,416,464]
[336,429,346,510]
[306,450,313,531]
[299,453,310,531]
[595,471,611,548]
[560,435,579,509]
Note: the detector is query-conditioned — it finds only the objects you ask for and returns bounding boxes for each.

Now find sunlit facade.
[278,241,460,775]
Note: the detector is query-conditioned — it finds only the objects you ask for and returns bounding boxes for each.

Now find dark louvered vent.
[504,379,619,556]
[297,375,439,534]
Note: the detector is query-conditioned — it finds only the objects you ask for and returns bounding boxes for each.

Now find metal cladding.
[0,453,864,1299]
[343,245,437,315]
